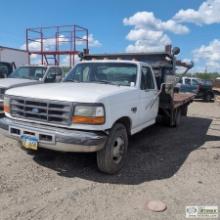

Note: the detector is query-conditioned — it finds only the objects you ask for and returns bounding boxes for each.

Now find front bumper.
[0,117,107,152]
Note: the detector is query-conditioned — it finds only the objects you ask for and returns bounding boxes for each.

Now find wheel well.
[114,117,131,135]
[207,91,214,96]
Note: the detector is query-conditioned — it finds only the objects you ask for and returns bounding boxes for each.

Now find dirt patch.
[0,101,219,220]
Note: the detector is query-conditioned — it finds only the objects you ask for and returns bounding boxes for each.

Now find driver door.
[139,65,159,126]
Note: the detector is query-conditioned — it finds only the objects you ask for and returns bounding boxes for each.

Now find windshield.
[9,67,47,80]
[64,62,138,86]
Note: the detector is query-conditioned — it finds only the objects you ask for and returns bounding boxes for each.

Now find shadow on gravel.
[193,99,215,103]
[33,116,220,185]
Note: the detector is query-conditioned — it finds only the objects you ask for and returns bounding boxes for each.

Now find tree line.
[177,72,220,81]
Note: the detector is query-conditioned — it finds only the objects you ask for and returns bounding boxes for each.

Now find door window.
[192,79,199,85]
[45,68,63,83]
[185,78,191,85]
[140,67,155,90]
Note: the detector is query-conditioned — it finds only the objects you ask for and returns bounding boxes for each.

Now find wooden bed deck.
[173,93,195,108]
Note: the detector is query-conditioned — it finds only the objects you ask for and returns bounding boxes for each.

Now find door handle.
[131,107,137,113]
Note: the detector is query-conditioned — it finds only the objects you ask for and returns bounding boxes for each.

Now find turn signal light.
[4,97,10,113]
[4,105,10,113]
[72,116,105,125]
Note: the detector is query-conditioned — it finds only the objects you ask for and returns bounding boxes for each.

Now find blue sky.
[0,0,220,72]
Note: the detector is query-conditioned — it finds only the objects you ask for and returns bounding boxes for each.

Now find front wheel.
[97,123,128,174]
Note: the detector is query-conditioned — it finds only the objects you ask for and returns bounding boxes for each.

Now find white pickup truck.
[0,51,194,174]
[0,65,64,114]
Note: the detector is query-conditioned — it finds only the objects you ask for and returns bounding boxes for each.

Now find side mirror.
[130,82,135,87]
[165,75,177,85]
[172,47,180,56]
[164,75,176,95]
[36,73,44,80]
[164,84,173,95]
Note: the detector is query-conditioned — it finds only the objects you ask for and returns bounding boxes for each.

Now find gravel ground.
[0,101,220,220]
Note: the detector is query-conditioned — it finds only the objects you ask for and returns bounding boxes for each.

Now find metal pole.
[0,48,3,61]
[86,28,89,50]
[72,25,76,67]
[26,29,30,64]
[56,26,60,65]
[73,25,76,51]
[40,27,43,65]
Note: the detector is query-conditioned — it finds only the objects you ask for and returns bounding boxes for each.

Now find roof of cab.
[80,59,150,66]
[20,65,60,68]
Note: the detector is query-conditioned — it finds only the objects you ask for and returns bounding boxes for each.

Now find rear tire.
[97,123,128,174]
[171,108,181,127]
[181,105,188,116]
[175,109,181,127]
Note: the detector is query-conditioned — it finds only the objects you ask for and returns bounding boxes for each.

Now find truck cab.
[0,60,159,173]
[0,65,64,114]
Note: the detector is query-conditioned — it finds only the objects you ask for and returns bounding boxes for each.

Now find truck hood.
[0,78,39,89]
[6,82,135,103]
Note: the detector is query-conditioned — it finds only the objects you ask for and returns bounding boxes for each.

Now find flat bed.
[213,87,220,93]
[159,91,195,127]
[173,93,195,108]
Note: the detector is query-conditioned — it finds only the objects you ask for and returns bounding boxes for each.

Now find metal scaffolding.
[26,25,89,66]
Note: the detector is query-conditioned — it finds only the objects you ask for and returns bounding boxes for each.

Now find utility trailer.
[81,46,195,127]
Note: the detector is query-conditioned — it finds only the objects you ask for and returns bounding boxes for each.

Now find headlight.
[72,105,105,125]
[4,96,10,113]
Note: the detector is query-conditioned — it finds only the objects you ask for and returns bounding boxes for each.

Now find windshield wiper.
[92,80,121,86]
[64,79,80,82]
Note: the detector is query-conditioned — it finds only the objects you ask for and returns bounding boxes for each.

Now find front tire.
[97,123,128,174]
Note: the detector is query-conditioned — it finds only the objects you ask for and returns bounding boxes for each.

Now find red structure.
[26,25,89,66]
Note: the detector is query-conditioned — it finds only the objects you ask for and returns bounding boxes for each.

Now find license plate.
[20,135,38,150]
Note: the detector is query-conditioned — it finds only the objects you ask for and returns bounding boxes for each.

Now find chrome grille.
[10,97,72,125]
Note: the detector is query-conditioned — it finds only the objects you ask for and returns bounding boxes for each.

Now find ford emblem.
[32,108,39,114]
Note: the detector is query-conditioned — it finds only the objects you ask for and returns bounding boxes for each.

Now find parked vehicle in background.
[0,62,16,78]
[176,77,214,102]
[0,65,64,114]
[0,46,195,174]
[213,77,220,87]
[213,77,220,95]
